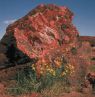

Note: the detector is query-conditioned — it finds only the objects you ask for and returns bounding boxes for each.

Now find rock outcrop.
[0,4,79,69]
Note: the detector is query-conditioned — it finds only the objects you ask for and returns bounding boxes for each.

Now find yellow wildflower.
[65,69,68,73]
[61,72,66,76]
[31,64,35,70]
[40,70,43,74]
[52,71,56,76]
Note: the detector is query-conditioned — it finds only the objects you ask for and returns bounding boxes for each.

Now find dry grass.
[41,81,71,97]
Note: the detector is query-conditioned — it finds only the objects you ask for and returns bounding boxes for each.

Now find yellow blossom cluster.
[31,57,75,77]
[31,64,36,71]
[46,66,56,76]
[61,64,75,76]
[31,63,56,76]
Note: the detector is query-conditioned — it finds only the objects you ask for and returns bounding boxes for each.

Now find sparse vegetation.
[7,67,40,95]
[6,59,74,96]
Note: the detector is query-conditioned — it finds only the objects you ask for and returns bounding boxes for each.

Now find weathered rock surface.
[0,4,79,68]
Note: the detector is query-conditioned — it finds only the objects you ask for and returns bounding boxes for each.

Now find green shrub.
[41,78,71,97]
[7,63,71,96]
[7,67,40,95]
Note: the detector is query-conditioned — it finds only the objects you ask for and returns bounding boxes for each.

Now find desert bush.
[41,80,71,97]
[7,57,75,96]
[7,67,40,95]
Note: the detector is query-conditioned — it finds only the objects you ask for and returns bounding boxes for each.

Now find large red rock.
[0,4,79,70]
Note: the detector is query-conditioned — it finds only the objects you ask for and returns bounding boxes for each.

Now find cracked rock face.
[0,4,79,68]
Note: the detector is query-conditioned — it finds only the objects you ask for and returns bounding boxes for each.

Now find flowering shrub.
[31,59,75,94]
[7,59,75,95]
[61,63,75,77]
[31,57,75,78]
